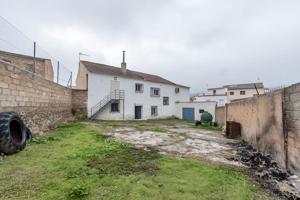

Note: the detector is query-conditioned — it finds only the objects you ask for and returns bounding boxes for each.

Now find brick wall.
[72,89,87,118]
[215,106,225,126]
[284,83,300,176]
[0,61,84,135]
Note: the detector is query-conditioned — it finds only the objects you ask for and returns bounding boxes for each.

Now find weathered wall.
[72,89,88,118]
[226,90,286,169]
[0,50,54,81]
[215,106,225,126]
[285,83,300,176]
[0,61,74,135]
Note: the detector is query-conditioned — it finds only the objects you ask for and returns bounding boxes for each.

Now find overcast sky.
[0,0,299,92]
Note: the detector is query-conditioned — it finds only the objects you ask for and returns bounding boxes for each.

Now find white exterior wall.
[88,73,189,120]
[193,95,227,107]
[175,101,217,121]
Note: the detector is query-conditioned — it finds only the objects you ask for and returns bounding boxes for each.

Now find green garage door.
[182,108,195,121]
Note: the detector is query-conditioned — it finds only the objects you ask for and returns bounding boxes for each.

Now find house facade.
[76,60,190,120]
[193,82,266,106]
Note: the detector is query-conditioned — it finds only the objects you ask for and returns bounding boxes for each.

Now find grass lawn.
[0,121,274,200]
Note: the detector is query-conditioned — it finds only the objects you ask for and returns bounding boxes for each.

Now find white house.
[193,87,227,107]
[193,82,265,106]
[76,54,192,120]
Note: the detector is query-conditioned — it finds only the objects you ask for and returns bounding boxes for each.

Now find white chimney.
[121,50,127,74]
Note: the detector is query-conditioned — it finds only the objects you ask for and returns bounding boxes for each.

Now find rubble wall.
[226,90,286,169]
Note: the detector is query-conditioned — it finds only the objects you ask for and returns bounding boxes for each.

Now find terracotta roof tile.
[81,61,189,88]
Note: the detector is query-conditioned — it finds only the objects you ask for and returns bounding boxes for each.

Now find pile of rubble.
[231,141,300,200]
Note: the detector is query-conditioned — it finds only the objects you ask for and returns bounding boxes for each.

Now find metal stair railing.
[90,90,125,119]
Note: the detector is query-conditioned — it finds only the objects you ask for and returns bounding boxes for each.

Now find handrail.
[90,90,125,118]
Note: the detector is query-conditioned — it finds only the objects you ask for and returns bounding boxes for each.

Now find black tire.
[26,127,32,143]
[0,112,27,154]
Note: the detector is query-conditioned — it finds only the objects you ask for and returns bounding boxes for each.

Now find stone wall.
[0,61,77,135]
[226,91,286,169]
[215,106,225,126]
[284,83,300,176]
[72,89,88,118]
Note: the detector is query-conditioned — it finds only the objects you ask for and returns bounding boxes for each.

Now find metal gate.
[182,108,195,121]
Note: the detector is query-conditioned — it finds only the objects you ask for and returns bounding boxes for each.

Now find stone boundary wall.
[225,83,300,176]
[0,61,87,135]
[215,106,225,126]
[284,83,300,176]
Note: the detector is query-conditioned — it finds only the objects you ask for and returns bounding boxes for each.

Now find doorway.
[135,106,142,119]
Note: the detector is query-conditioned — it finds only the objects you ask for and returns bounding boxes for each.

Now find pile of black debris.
[231,141,300,200]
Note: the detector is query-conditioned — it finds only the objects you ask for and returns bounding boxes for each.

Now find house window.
[240,91,246,95]
[175,87,180,93]
[213,90,216,95]
[199,109,205,113]
[135,83,143,93]
[113,76,118,80]
[111,102,119,112]
[230,91,234,95]
[151,87,160,97]
[151,106,158,116]
[163,97,169,105]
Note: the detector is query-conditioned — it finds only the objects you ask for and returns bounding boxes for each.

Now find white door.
[110,80,120,92]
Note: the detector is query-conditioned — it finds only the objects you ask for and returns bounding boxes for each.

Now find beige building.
[0,50,54,81]
[225,83,265,102]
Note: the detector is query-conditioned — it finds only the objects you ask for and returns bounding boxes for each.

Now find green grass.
[0,121,274,200]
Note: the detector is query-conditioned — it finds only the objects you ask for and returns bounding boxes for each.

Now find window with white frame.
[230,91,234,95]
[150,87,160,97]
[151,106,158,116]
[175,87,180,93]
[135,83,143,93]
[240,91,246,95]
[163,97,169,105]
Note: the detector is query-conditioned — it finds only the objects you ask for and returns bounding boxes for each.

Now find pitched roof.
[81,60,189,88]
[0,50,49,62]
[224,82,264,90]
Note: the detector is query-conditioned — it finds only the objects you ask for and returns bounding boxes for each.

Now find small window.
[175,87,180,93]
[151,106,158,116]
[230,91,234,95]
[151,87,160,97]
[199,109,205,113]
[113,76,118,80]
[135,83,143,93]
[111,102,119,112]
[163,97,169,105]
[213,90,216,95]
[240,91,246,95]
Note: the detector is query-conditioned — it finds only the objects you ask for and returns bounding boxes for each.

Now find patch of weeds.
[68,184,90,199]
[0,153,6,161]
[193,124,223,131]
[87,147,160,177]
[149,127,168,133]
[66,167,91,179]
[31,135,61,144]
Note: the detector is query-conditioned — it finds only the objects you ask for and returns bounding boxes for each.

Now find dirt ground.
[88,119,300,199]
[88,120,241,166]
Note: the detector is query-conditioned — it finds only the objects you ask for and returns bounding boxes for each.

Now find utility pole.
[33,42,36,74]
[57,61,60,84]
